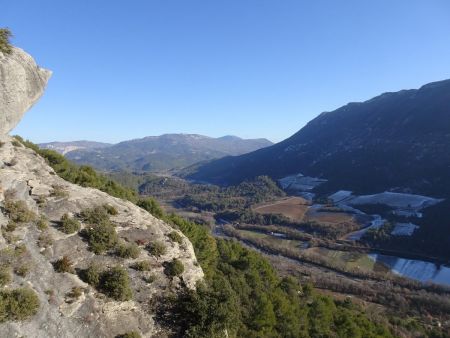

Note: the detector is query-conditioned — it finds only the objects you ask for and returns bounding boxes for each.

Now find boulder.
[0,47,51,135]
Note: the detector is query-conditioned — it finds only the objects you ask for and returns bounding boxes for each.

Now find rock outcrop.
[0,48,203,337]
[0,47,51,135]
[0,138,204,337]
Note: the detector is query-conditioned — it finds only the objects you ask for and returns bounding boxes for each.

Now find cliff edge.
[0,47,51,135]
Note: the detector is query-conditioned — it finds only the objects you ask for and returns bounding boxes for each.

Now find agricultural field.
[253,196,365,235]
[309,247,390,273]
[305,207,357,225]
[237,229,307,250]
[253,196,310,220]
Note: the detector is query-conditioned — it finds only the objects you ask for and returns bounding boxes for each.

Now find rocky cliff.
[0,47,51,135]
[0,48,203,337]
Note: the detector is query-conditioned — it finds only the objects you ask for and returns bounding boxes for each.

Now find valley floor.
[158,193,450,334]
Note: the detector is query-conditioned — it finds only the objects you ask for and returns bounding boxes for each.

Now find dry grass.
[306,211,355,225]
[253,197,310,221]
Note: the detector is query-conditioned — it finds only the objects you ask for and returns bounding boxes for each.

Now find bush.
[1,230,19,244]
[165,258,184,277]
[100,266,132,301]
[53,256,75,273]
[50,184,69,198]
[14,244,27,256]
[116,331,142,338]
[80,206,112,225]
[79,264,102,287]
[115,242,141,259]
[37,232,53,248]
[5,221,17,232]
[168,231,183,244]
[103,204,118,215]
[36,215,49,230]
[36,195,47,208]
[131,261,151,271]
[82,221,118,254]
[11,139,21,147]
[3,199,35,224]
[14,264,29,277]
[81,265,133,301]
[0,28,12,55]
[143,274,157,284]
[137,198,164,218]
[0,267,11,287]
[0,288,39,322]
[60,214,80,234]
[66,286,83,301]
[146,241,166,257]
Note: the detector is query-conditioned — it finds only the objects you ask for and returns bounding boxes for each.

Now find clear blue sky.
[3,0,450,143]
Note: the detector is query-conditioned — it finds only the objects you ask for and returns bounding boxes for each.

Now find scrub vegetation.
[0,28,12,54]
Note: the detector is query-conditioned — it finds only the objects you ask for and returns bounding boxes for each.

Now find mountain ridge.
[186,78,450,198]
[44,134,273,172]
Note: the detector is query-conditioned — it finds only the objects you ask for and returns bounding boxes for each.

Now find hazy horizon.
[38,132,276,145]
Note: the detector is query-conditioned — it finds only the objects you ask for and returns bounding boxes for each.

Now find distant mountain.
[186,79,450,198]
[39,141,112,155]
[53,134,272,172]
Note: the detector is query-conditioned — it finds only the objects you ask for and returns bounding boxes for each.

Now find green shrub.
[82,222,118,254]
[37,232,53,248]
[116,331,142,338]
[1,230,19,244]
[103,204,118,215]
[36,195,47,208]
[0,288,39,322]
[36,215,49,230]
[115,242,141,259]
[80,206,111,225]
[100,266,132,301]
[168,231,183,244]
[11,139,21,147]
[131,261,151,271]
[165,258,184,277]
[53,256,74,273]
[143,274,157,284]
[66,286,83,300]
[137,197,164,218]
[50,184,69,198]
[79,264,102,287]
[146,241,166,257]
[5,221,17,232]
[3,199,36,224]
[14,244,27,256]
[14,264,29,277]
[0,267,11,287]
[60,213,80,234]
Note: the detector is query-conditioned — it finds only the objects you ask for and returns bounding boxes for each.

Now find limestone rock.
[0,47,51,135]
[0,137,204,337]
